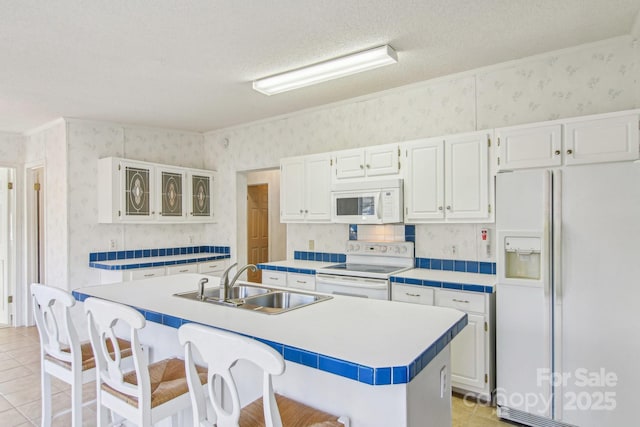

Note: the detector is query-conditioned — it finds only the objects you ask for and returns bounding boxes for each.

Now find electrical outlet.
[109,239,117,250]
[188,235,195,244]
[451,245,457,256]
[308,240,315,250]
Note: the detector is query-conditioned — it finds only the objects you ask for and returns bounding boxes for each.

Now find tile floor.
[0,326,518,426]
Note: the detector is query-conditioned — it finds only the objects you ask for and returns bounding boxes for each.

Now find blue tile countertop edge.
[257,264,317,275]
[390,276,494,294]
[72,291,467,386]
[89,245,231,270]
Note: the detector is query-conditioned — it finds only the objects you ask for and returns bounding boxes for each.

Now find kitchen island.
[73,273,467,426]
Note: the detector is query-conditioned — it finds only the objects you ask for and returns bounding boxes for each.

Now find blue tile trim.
[89,245,231,270]
[71,291,467,386]
[390,276,495,293]
[415,257,496,276]
[404,225,415,243]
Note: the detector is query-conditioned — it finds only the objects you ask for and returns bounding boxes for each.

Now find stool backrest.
[31,283,79,365]
[84,297,149,410]
[178,323,286,427]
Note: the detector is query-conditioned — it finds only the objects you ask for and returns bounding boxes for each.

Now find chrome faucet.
[197,277,209,301]
[219,263,257,301]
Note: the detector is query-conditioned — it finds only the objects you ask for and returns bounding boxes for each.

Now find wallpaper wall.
[0,133,25,165]
[27,121,69,289]
[204,36,639,263]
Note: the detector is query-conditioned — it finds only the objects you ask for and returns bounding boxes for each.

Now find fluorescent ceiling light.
[253,45,398,96]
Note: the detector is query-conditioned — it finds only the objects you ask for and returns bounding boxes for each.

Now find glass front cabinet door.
[157,167,186,221]
[121,160,155,222]
[188,172,214,222]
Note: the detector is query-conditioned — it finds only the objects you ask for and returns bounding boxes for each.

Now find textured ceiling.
[1,0,639,134]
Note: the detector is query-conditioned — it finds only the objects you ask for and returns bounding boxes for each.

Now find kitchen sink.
[236,291,331,314]
[173,285,331,314]
[174,284,271,302]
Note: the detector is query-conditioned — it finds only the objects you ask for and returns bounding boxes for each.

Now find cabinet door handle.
[366,164,370,169]
[179,269,189,273]
[405,292,421,297]
[144,273,155,277]
[268,276,279,280]
[452,298,470,304]
[296,280,307,284]
[359,164,364,169]
[554,150,561,155]
[566,149,573,155]
[299,209,303,213]
[304,209,308,213]
[446,205,451,210]
[438,206,443,211]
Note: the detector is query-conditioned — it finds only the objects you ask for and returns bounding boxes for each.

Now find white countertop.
[74,273,465,373]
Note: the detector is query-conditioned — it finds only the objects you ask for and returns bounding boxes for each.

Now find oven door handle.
[315,274,388,289]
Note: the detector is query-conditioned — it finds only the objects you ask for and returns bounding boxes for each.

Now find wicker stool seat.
[239,393,345,427]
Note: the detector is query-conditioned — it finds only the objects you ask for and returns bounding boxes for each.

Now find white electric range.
[315,241,415,300]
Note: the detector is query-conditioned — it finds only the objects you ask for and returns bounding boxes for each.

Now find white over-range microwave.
[331,179,404,224]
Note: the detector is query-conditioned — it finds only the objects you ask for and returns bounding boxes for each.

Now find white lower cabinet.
[261,271,287,287]
[392,284,495,400]
[391,284,434,305]
[99,259,229,284]
[166,264,198,275]
[260,271,316,291]
[197,259,229,276]
[435,289,495,400]
[287,273,315,291]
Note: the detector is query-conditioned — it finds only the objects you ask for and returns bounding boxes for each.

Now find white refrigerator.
[496,162,640,427]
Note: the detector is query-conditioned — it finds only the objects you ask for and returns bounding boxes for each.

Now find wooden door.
[247,184,269,282]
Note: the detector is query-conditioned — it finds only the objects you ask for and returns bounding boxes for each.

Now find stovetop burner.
[322,263,408,275]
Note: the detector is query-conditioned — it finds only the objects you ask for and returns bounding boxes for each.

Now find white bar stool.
[178,323,350,427]
[85,297,206,426]
[31,283,133,427]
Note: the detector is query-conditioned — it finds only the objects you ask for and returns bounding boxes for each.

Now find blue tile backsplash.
[89,245,231,271]
[415,257,496,275]
[293,251,346,263]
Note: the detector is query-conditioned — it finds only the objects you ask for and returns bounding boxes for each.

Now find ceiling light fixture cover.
[253,45,398,96]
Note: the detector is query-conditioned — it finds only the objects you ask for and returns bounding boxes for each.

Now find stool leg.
[70,370,82,427]
[41,366,52,427]
[96,383,108,427]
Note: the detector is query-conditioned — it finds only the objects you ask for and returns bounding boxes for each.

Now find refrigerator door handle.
[543,170,552,298]
[553,171,562,302]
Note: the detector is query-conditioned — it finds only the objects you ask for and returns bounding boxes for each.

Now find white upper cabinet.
[563,113,639,165]
[280,157,305,221]
[334,144,400,181]
[404,138,444,221]
[280,153,331,223]
[495,110,639,171]
[404,131,490,222]
[445,132,490,220]
[496,124,562,171]
[98,157,216,224]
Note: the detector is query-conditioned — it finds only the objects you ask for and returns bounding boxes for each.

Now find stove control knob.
[380,246,387,253]
[400,246,407,253]
[347,244,354,252]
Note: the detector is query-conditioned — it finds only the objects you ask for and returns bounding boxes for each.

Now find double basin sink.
[173,283,331,315]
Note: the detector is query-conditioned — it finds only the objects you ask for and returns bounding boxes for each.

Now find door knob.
[438,206,443,211]
[359,164,364,169]
[446,206,451,210]
[366,164,370,169]
[554,150,561,155]
[567,149,573,155]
